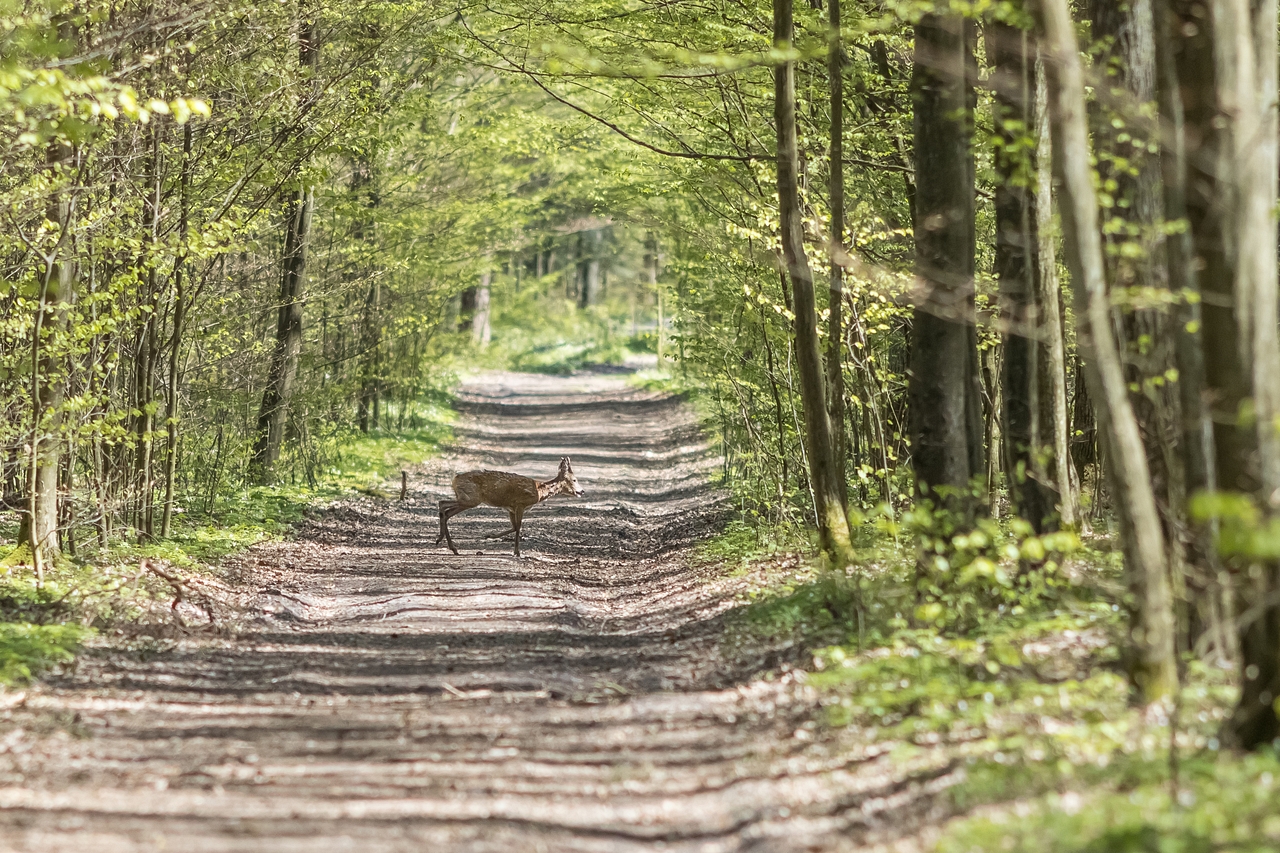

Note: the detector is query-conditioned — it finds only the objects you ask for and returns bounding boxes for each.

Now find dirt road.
[0,372,955,852]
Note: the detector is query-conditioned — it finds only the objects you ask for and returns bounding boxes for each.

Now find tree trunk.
[161,123,194,539]
[774,0,853,562]
[138,126,162,540]
[1154,0,1217,656]
[473,266,492,347]
[253,183,313,480]
[1034,54,1078,527]
[252,18,318,481]
[1037,0,1179,702]
[827,0,848,513]
[353,158,381,433]
[1216,0,1280,751]
[580,229,603,308]
[990,20,1057,530]
[909,12,982,504]
[24,136,76,573]
[1172,2,1258,496]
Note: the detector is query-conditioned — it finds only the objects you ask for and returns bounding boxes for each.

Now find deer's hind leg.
[436,499,471,555]
[485,510,518,540]
[512,507,527,558]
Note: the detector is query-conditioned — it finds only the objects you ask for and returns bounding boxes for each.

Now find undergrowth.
[485,291,641,374]
[0,397,455,687]
[711,510,1274,853]
[0,622,88,687]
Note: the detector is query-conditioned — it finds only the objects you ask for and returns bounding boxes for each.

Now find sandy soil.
[0,372,957,852]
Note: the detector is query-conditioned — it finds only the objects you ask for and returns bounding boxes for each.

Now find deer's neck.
[535,477,561,503]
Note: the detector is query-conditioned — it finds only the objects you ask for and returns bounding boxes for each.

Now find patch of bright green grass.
[691,519,811,575]
[0,401,455,684]
[940,750,1280,853]
[720,515,1268,853]
[168,413,454,562]
[0,622,88,686]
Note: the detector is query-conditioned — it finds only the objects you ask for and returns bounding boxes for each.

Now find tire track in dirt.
[0,372,958,852]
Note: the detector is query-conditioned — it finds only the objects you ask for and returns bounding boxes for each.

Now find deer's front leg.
[485,510,518,540]
[512,507,526,558]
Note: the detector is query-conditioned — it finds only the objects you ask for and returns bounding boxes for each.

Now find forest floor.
[0,372,959,853]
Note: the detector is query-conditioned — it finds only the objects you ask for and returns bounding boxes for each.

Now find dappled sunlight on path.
[0,372,956,852]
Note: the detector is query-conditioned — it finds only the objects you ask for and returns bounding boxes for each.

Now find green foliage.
[905,500,1085,633]
[722,517,1270,853]
[0,622,86,686]
[1189,490,1280,559]
[940,752,1280,853]
[691,518,811,573]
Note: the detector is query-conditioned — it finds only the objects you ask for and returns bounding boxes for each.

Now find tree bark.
[1154,0,1218,655]
[1093,0,1192,613]
[23,136,76,573]
[827,0,848,513]
[353,158,381,433]
[580,229,603,308]
[1155,0,1214,502]
[1171,0,1258,496]
[1216,0,1280,751]
[909,12,982,505]
[1037,0,1179,702]
[252,18,318,481]
[773,0,853,562]
[1034,54,1078,527]
[990,20,1056,530]
[161,123,194,539]
[473,266,492,347]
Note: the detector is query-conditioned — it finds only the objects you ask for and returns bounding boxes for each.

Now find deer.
[435,456,584,558]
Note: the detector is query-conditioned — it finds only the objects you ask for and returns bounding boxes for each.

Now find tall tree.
[827,0,848,512]
[988,17,1057,531]
[1033,55,1078,528]
[908,10,983,507]
[1163,0,1280,744]
[773,0,853,562]
[253,15,320,481]
[1037,0,1179,702]
[23,125,76,574]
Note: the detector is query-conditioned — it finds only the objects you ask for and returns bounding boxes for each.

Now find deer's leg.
[485,510,518,539]
[435,500,458,546]
[438,501,470,555]
[512,507,527,558]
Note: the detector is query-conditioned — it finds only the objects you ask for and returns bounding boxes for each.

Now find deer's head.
[556,456,585,497]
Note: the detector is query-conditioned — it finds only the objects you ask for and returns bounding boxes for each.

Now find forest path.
[0,372,956,852]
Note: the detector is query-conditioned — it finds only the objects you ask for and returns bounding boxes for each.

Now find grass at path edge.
[0,403,454,688]
[703,518,1280,853]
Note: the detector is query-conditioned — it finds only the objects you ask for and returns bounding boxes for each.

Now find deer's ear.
[560,456,571,472]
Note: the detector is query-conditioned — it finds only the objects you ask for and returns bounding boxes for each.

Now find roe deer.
[436,456,584,557]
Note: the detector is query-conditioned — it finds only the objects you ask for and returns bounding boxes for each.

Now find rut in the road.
[0,372,958,853]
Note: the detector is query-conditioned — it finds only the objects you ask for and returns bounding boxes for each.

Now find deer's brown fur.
[436,456,583,557]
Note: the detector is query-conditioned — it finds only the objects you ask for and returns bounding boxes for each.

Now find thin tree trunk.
[990,20,1056,530]
[139,126,162,539]
[353,158,381,433]
[1037,0,1179,702]
[160,270,185,538]
[252,17,318,481]
[24,135,75,575]
[909,12,982,505]
[1155,0,1216,654]
[473,266,492,347]
[161,123,194,539]
[774,0,852,562]
[826,0,848,513]
[1034,54,1078,527]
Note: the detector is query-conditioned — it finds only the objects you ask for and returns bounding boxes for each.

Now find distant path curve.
[0,372,956,852]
